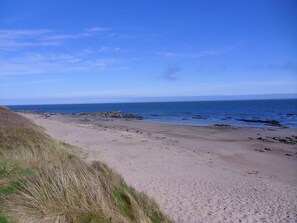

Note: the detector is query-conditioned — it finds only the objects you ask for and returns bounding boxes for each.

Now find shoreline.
[15,109,295,129]
[20,112,297,222]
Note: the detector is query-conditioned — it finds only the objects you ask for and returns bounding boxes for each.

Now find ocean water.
[8,99,297,128]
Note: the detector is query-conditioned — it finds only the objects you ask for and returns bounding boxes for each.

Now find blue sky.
[0,0,296,105]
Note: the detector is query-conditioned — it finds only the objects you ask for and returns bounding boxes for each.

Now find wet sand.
[21,113,297,223]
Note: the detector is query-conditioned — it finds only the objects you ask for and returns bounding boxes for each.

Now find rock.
[77,111,143,120]
[267,136,297,145]
[237,119,283,127]
[213,124,231,127]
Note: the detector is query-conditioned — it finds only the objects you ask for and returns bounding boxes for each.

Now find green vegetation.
[0,107,172,223]
[0,215,9,223]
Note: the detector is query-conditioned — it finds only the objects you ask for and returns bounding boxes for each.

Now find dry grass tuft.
[0,107,172,223]
[5,163,119,223]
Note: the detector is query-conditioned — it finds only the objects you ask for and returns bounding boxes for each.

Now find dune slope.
[0,107,172,223]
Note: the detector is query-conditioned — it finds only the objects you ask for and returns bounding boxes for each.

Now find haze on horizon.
[0,0,296,105]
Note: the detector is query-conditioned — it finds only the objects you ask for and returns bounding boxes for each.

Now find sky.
[0,0,296,105]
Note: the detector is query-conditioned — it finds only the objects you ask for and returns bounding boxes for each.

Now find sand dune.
[21,113,297,223]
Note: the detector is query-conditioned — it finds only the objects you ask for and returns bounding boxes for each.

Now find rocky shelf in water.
[17,110,144,120]
[237,119,284,127]
[75,111,144,120]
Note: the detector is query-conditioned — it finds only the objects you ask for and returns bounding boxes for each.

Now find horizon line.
[3,93,297,106]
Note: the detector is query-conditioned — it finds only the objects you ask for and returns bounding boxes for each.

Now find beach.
[21,113,297,223]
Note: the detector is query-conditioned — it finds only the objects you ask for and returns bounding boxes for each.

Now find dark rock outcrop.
[237,119,283,127]
[77,111,143,120]
[213,124,231,127]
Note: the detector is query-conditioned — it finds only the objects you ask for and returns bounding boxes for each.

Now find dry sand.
[21,113,297,223]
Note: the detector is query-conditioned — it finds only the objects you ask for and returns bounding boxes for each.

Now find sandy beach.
[21,113,297,223]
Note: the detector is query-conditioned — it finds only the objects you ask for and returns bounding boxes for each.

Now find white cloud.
[91,58,119,68]
[0,27,127,76]
[42,34,80,40]
[108,32,133,39]
[0,52,121,76]
[0,27,109,50]
[0,29,52,38]
[0,29,58,50]
[0,40,61,49]
[158,49,231,58]
[158,52,177,57]
[43,26,108,40]
[157,45,236,59]
[99,46,121,53]
[85,27,108,32]
[0,78,66,87]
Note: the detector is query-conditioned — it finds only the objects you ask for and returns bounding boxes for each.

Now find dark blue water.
[8,99,297,128]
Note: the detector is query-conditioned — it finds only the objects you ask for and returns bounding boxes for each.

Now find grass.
[0,215,9,223]
[0,107,172,223]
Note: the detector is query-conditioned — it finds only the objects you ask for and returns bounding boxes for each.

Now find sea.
[8,99,297,128]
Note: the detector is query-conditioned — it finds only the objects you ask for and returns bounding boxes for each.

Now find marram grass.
[0,107,172,223]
